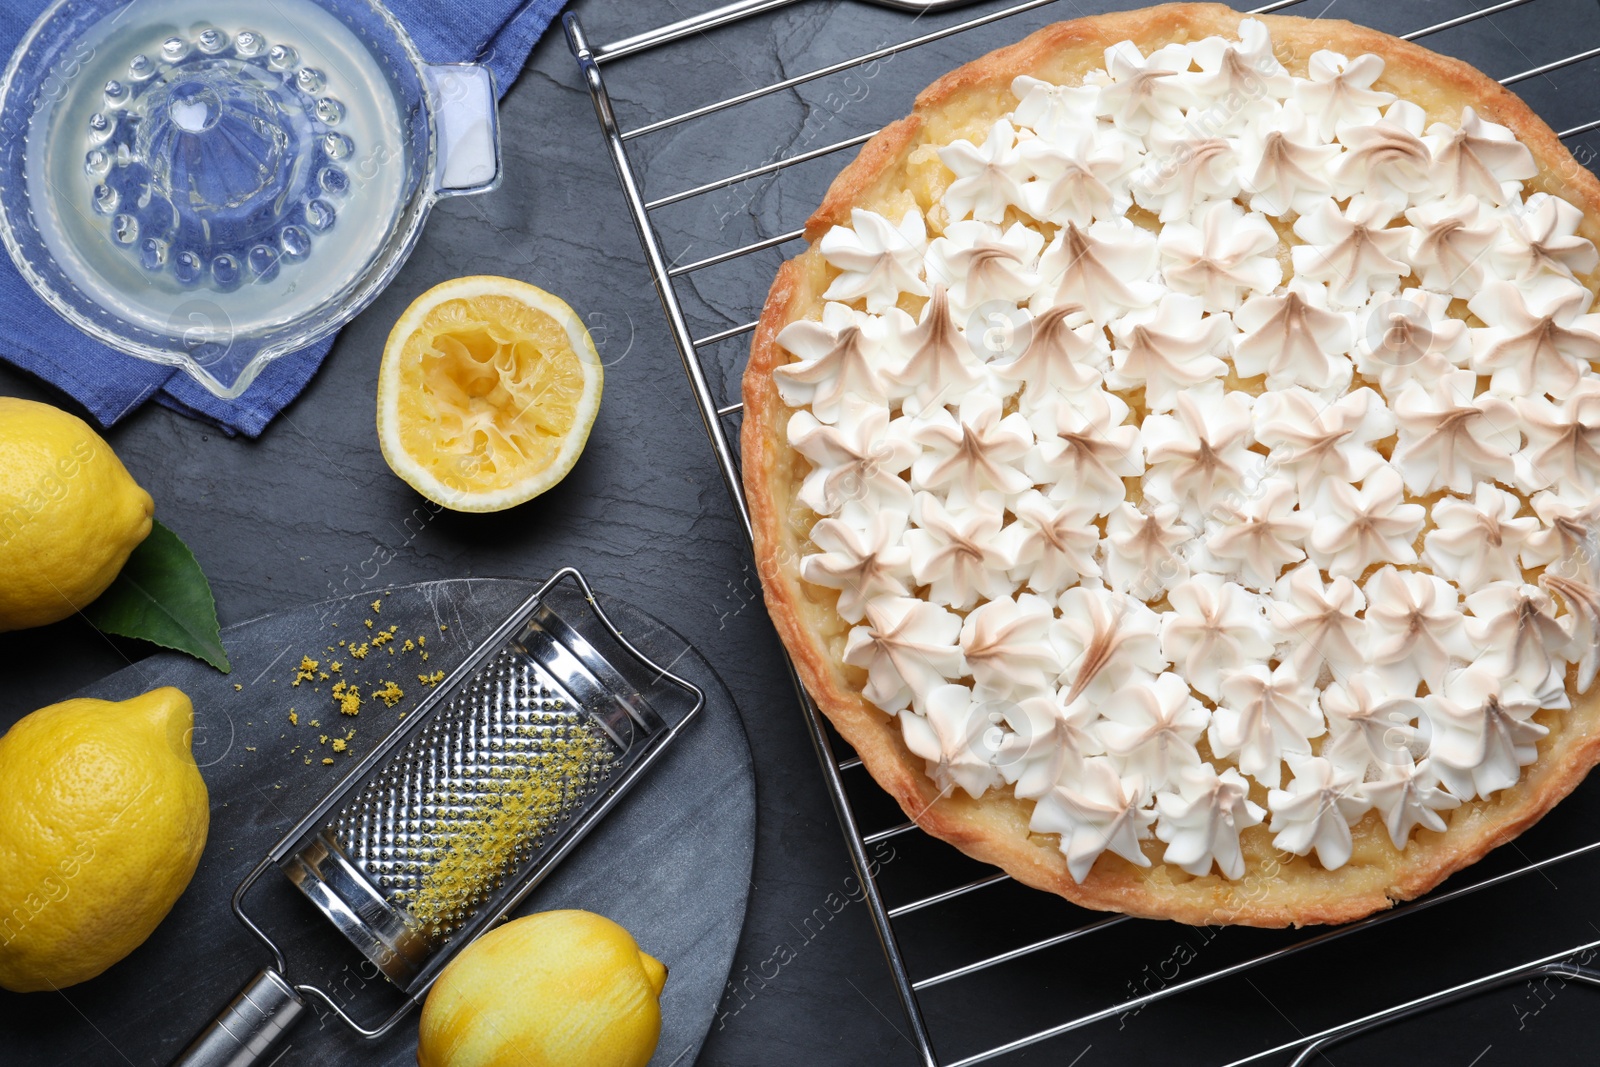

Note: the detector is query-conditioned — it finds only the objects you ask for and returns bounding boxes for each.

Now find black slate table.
[4,1,1600,1064]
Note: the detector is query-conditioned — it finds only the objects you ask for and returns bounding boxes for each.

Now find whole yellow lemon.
[0,396,154,632]
[417,910,667,1067]
[0,687,209,992]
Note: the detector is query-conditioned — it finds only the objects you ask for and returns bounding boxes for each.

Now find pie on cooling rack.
[742,2,1600,926]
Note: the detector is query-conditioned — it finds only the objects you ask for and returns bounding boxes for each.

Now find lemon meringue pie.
[744,3,1600,926]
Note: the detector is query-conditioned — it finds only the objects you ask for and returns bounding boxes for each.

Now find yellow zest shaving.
[331,681,361,716]
[396,720,613,935]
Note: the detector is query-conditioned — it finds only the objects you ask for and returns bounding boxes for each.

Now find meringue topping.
[1267,561,1369,680]
[1468,277,1600,399]
[1157,199,1282,311]
[1108,294,1231,413]
[1031,754,1156,882]
[925,221,1042,319]
[1516,378,1600,498]
[1389,369,1520,494]
[1426,107,1536,206]
[1292,51,1395,140]
[1135,127,1240,222]
[1004,489,1102,597]
[1211,663,1324,788]
[801,509,914,622]
[1141,383,1255,522]
[1017,125,1136,226]
[1232,281,1354,391]
[1252,386,1393,497]
[843,596,965,714]
[1307,464,1425,578]
[882,284,986,408]
[1359,757,1460,849]
[774,302,889,420]
[1054,585,1166,705]
[1159,574,1275,699]
[1333,106,1433,206]
[960,593,1061,700]
[1404,197,1497,297]
[1351,287,1470,392]
[997,689,1102,799]
[905,492,1015,610]
[1362,566,1473,694]
[901,683,1003,798]
[1154,764,1265,878]
[1540,570,1600,693]
[1423,483,1538,588]
[1429,665,1549,801]
[1009,75,1098,141]
[909,392,1033,501]
[788,399,915,518]
[773,19,1600,881]
[1320,671,1426,774]
[1025,387,1143,516]
[1463,580,1568,696]
[1102,500,1194,599]
[1291,196,1414,307]
[1097,40,1190,133]
[1097,670,1210,792]
[1267,754,1366,869]
[1203,477,1313,590]
[939,120,1029,224]
[1033,218,1159,322]
[1238,102,1341,216]
[1494,192,1600,283]
[992,303,1107,406]
[819,208,931,313]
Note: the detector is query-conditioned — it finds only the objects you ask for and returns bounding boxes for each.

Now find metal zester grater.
[171,569,704,1067]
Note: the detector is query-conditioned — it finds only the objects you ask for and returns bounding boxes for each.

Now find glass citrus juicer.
[0,0,501,398]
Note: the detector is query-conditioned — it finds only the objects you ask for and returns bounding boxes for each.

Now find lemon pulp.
[378,277,603,512]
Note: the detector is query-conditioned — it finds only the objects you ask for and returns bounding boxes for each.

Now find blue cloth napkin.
[0,0,564,437]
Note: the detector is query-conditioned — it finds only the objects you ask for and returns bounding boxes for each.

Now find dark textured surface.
[0,578,755,1067]
[4,0,1600,1064]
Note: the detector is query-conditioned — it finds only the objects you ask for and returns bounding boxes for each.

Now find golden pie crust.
[743,2,1600,926]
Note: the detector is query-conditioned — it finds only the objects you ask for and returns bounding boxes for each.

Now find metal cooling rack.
[564,2,1600,1063]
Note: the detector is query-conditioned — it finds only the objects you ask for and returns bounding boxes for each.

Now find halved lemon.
[376,277,603,512]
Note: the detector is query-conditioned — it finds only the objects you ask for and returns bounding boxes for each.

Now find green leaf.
[84,519,231,673]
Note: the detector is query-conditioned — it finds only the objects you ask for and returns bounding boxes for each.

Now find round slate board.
[0,578,755,1067]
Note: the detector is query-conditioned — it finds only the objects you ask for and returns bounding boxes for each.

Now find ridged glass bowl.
[0,0,500,397]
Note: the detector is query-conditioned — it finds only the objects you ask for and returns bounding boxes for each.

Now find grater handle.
[169,968,308,1067]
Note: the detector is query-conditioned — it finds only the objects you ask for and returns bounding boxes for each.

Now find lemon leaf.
[84,519,231,673]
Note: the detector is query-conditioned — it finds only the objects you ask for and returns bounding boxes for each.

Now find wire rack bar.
[1401,0,1542,39]
[668,228,804,277]
[619,0,1063,139]
[646,129,881,209]
[594,0,991,62]
[695,321,759,346]
[568,0,1600,1061]
[887,872,1013,917]
[1500,44,1600,83]
[913,916,1130,989]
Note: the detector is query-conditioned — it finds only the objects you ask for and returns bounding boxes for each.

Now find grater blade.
[278,580,671,992]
